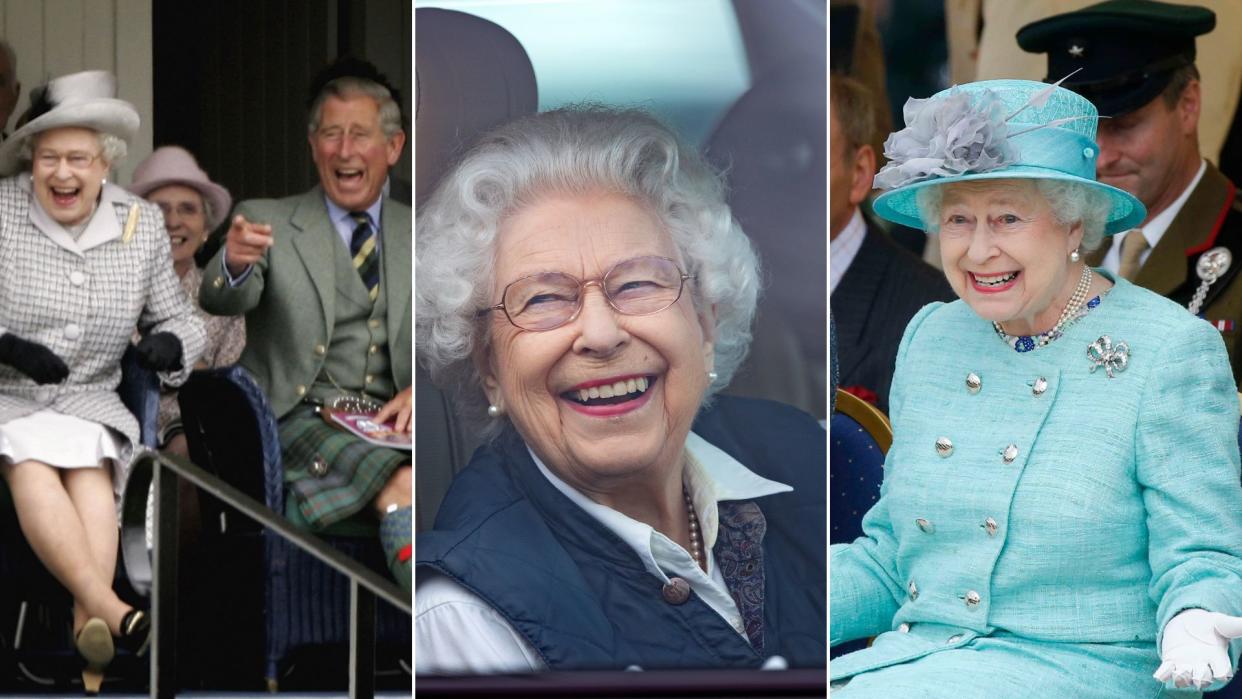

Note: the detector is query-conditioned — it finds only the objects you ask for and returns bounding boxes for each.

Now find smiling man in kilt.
[199,58,412,592]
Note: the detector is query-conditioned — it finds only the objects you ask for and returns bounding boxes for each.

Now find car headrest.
[704,55,826,357]
[415,8,538,207]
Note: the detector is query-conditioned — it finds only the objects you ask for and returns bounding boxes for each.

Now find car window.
[418,0,751,145]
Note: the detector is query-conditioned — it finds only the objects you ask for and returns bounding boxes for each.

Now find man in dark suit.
[1018,0,1242,385]
[830,75,954,414]
[200,58,412,591]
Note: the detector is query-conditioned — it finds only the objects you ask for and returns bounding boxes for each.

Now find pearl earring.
[707,370,718,382]
[1070,249,1081,263]
[487,404,502,418]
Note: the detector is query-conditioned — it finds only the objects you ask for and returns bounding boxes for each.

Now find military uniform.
[1018,1,1242,384]
[1086,162,1242,382]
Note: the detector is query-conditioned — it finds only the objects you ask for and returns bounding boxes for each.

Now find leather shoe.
[117,609,151,657]
[75,617,114,696]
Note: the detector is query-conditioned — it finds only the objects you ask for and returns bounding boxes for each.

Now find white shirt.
[415,432,793,675]
[1102,160,1206,275]
[830,209,866,294]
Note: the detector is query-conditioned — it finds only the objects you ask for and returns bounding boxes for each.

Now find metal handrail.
[121,451,410,699]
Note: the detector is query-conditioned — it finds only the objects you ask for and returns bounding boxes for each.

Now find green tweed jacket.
[198,187,411,419]
[831,275,1242,696]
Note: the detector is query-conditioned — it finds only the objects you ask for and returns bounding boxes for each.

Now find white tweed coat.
[0,175,205,474]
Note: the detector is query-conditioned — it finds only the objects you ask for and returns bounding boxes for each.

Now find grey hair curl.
[914,179,1110,250]
[20,130,128,169]
[308,77,403,140]
[416,106,761,440]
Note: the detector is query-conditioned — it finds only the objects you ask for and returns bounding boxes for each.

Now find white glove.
[1154,609,1242,690]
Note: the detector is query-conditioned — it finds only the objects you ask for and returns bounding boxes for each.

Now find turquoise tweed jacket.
[831,276,1242,693]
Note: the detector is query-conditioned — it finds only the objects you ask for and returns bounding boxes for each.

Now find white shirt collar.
[24,178,131,256]
[830,209,867,293]
[528,431,792,580]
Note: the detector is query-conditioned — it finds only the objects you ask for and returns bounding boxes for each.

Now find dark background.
[152,0,412,209]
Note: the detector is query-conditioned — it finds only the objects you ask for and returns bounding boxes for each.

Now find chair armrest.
[178,365,285,514]
[120,346,160,449]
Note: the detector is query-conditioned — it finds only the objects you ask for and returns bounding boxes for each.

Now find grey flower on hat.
[874,89,1018,190]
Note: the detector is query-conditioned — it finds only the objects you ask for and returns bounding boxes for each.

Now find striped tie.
[348,211,380,302]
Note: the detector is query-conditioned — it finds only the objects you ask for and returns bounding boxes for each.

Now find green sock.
[379,505,412,593]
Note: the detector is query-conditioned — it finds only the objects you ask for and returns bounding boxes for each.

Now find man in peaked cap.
[1019,0,1242,384]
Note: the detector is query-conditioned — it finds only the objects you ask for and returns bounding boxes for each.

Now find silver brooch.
[1087,335,1129,378]
[1188,247,1232,315]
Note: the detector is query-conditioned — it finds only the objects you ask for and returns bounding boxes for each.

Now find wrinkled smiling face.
[309,94,404,211]
[936,179,1082,335]
[479,190,716,493]
[147,184,208,266]
[31,127,108,227]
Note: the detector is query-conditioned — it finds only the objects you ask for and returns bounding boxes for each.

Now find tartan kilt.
[279,405,408,529]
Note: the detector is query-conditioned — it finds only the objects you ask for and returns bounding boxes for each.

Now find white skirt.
[0,409,125,489]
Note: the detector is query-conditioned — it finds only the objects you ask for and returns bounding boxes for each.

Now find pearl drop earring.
[1070,249,1081,263]
[487,404,502,418]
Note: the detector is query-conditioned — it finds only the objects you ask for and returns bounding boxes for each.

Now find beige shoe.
[74,617,114,696]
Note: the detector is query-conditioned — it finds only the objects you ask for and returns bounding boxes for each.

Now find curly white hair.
[416,106,761,439]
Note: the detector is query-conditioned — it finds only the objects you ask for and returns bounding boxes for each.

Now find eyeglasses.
[481,255,694,332]
[34,150,103,170]
[153,200,203,219]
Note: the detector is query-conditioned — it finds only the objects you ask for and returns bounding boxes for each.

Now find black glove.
[134,332,183,372]
[0,333,70,384]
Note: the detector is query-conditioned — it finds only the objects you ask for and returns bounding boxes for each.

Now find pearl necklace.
[684,486,704,570]
[993,265,1093,352]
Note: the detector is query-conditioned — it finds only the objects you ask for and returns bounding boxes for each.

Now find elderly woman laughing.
[0,71,204,693]
[415,107,826,673]
[830,79,1242,697]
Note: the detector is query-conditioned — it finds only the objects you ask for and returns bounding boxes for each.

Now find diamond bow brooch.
[1087,335,1129,378]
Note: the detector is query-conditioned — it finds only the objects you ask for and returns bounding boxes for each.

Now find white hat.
[0,70,140,175]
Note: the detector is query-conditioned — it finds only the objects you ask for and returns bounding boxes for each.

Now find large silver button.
[296,385,307,397]
[982,517,999,537]
[69,271,86,286]
[309,455,329,478]
[898,623,911,633]
[64,323,81,340]
[935,437,954,458]
[946,634,963,644]
[213,276,225,289]
[1032,377,1048,395]
[1001,444,1018,464]
[908,580,919,600]
[915,518,934,534]
[963,590,981,608]
[965,372,982,394]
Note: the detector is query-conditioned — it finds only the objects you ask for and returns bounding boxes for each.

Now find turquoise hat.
[871,78,1145,235]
